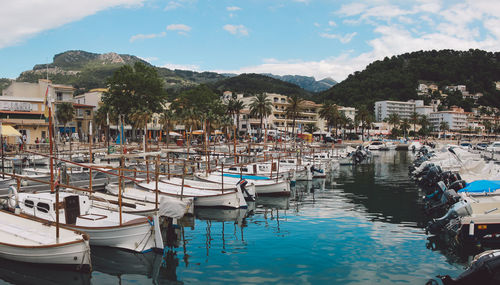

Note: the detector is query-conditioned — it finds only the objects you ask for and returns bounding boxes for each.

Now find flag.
[43,86,50,118]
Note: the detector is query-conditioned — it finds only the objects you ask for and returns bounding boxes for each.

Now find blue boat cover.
[222,173,271,180]
[459,180,500,193]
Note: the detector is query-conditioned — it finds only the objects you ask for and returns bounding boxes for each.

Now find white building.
[429,108,467,131]
[374,100,415,122]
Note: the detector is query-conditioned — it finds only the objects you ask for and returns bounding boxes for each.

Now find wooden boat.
[135,180,247,208]
[193,172,257,200]
[8,189,163,253]
[0,210,91,271]
[203,171,291,196]
[103,183,194,217]
[160,176,255,201]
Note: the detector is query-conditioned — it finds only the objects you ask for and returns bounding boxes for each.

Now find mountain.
[320,49,500,110]
[16,50,226,94]
[263,74,336,92]
[211,73,312,98]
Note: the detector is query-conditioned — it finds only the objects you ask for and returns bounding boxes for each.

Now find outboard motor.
[448,180,466,192]
[237,179,255,201]
[420,166,443,191]
[426,200,472,235]
[427,250,500,285]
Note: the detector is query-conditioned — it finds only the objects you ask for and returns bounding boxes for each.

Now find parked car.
[459,142,472,149]
[474,142,489,150]
[486,141,500,153]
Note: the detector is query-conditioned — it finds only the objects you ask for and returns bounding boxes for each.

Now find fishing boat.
[204,171,291,196]
[192,172,257,200]
[8,188,163,253]
[0,210,91,271]
[105,182,194,215]
[108,179,246,208]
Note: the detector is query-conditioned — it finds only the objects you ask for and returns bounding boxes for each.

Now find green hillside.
[211,73,312,98]
[16,50,226,94]
[320,49,500,109]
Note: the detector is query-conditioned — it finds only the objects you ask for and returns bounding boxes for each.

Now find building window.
[56,92,63,101]
[242,124,247,129]
[274,98,278,102]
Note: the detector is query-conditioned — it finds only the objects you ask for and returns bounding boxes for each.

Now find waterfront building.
[1,79,76,143]
[235,92,355,136]
[429,106,467,131]
[374,100,415,122]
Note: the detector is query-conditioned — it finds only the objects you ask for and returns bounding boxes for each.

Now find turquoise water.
[0,151,467,284]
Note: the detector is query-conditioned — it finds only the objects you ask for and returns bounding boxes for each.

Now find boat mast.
[48,93,60,239]
[1,122,4,179]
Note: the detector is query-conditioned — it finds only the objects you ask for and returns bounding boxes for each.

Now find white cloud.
[223,24,249,36]
[130,31,166,42]
[164,1,183,11]
[314,22,321,27]
[0,0,145,49]
[328,20,337,27]
[226,6,241,11]
[166,24,191,35]
[337,3,367,17]
[320,32,357,44]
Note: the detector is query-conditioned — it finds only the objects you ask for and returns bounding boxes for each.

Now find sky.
[1,0,500,82]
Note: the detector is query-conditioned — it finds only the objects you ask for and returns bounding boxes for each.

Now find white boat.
[135,180,247,208]
[367,141,385,150]
[8,189,163,253]
[0,210,91,271]
[379,141,397,151]
[192,172,257,199]
[207,171,291,196]
[105,182,195,215]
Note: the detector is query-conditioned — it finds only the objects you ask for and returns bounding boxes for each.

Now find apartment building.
[374,100,415,122]
[429,107,467,131]
[233,93,332,135]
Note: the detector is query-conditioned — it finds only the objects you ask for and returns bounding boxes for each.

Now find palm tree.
[319,101,340,138]
[285,95,305,142]
[227,99,245,138]
[356,106,371,141]
[483,120,493,134]
[160,109,176,147]
[130,110,151,151]
[410,111,420,136]
[338,113,349,140]
[419,115,431,137]
[249,93,273,139]
[439,121,449,139]
[93,106,108,143]
[387,113,400,130]
[55,102,75,139]
[400,119,410,138]
[304,123,318,134]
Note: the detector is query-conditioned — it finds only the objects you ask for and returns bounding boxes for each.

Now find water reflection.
[0,151,470,284]
[0,258,90,285]
[332,151,424,225]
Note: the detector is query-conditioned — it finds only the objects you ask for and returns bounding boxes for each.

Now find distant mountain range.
[8,50,333,96]
[262,74,336,92]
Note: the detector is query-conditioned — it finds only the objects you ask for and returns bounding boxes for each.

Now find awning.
[1,125,22,137]
[169,131,182,137]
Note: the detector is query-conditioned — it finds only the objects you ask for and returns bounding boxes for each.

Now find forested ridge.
[320,49,500,110]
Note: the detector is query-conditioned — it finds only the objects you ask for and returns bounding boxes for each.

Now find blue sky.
[1,0,500,81]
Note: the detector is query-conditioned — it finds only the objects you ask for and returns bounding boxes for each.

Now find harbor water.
[0,151,468,284]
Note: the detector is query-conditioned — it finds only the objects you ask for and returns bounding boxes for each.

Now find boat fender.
[8,185,19,209]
